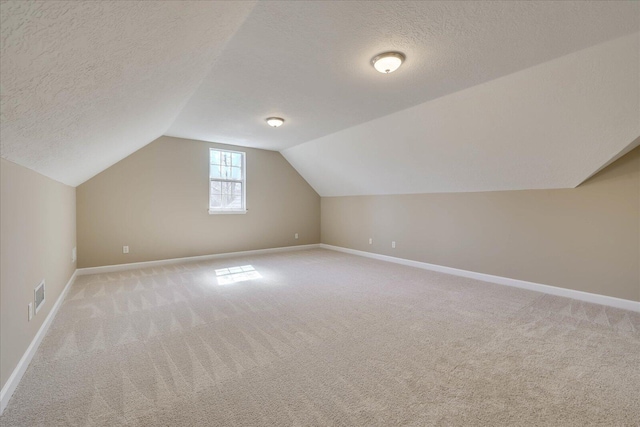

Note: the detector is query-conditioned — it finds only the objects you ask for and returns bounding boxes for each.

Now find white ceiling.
[0,1,256,186]
[282,34,640,196]
[167,0,639,151]
[1,1,638,192]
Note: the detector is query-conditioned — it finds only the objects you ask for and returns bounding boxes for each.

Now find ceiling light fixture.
[266,117,285,127]
[371,51,405,74]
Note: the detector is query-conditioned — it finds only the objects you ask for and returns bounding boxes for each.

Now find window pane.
[232,183,243,209]
[210,192,222,208]
[224,182,235,194]
[221,151,232,167]
[210,150,221,165]
[233,182,242,197]
[222,193,234,209]
[232,152,242,168]
[210,164,222,179]
[221,165,232,179]
[231,166,242,180]
[221,183,231,209]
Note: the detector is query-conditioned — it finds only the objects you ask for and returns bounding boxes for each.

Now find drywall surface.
[321,147,640,302]
[0,1,255,186]
[77,136,320,268]
[283,33,640,196]
[0,159,76,390]
[168,1,639,151]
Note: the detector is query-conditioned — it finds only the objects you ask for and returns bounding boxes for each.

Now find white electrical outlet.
[123,245,129,254]
[72,247,77,263]
[369,238,373,245]
[28,303,33,321]
[392,241,396,249]
[294,233,299,239]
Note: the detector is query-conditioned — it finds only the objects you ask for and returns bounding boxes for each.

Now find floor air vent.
[34,280,45,314]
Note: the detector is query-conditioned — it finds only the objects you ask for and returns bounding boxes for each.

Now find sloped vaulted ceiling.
[1,1,639,193]
[1,1,256,186]
[167,1,639,153]
[282,33,640,196]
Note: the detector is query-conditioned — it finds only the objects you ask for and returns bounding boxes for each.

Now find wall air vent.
[34,280,45,314]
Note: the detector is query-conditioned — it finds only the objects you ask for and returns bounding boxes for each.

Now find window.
[209,148,246,214]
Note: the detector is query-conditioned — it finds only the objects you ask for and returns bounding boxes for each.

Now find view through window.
[209,148,246,213]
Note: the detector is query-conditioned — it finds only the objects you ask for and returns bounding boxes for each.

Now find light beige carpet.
[1,248,639,426]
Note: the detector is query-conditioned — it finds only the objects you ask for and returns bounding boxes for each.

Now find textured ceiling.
[1,1,638,192]
[1,1,256,186]
[282,34,640,196]
[167,0,639,151]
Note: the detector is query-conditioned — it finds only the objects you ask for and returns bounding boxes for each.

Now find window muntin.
[209,148,246,214]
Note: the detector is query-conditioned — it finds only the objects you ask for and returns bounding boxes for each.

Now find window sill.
[208,209,247,215]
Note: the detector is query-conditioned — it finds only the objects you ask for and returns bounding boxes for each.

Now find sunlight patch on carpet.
[215,265,262,285]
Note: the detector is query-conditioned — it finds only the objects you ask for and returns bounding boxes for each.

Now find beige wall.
[322,147,640,302]
[77,136,320,268]
[0,159,77,390]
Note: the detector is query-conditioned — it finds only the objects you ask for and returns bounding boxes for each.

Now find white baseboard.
[2,243,635,415]
[320,244,640,313]
[0,270,78,415]
[76,244,321,275]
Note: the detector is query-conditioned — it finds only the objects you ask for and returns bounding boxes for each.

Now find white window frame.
[209,148,247,215]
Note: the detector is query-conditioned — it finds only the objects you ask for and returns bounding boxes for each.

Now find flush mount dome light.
[371,51,405,74]
[266,117,285,127]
